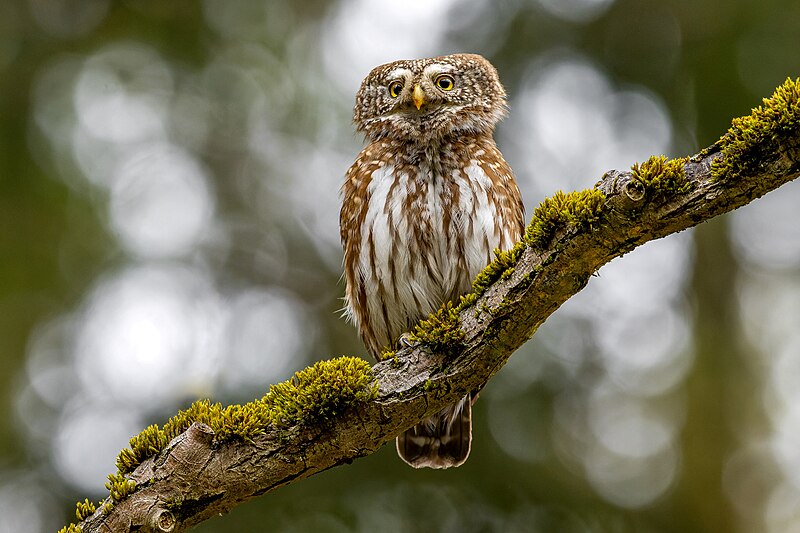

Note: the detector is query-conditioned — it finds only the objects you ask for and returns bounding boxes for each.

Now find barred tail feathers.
[396,394,472,469]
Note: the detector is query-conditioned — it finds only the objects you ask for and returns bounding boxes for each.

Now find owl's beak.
[412,84,426,110]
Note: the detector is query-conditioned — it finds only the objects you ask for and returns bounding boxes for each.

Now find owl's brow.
[385,67,413,82]
[422,64,456,77]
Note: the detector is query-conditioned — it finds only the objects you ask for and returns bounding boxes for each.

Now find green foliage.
[631,155,691,195]
[713,77,800,180]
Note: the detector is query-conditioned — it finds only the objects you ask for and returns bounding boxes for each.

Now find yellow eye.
[435,74,455,91]
[388,81,403,98]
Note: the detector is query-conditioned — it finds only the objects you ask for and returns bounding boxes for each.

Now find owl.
[340,53,524,469]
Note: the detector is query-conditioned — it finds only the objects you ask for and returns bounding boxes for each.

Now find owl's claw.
[398,333,419,349]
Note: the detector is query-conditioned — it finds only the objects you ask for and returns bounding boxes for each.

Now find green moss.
[62,357,377,532]
[58,525,82,533]
[630,155,691,195]
[381,349,402,368]
[713,77,800,180]
[262,357,378,427]
[458,292,479,309]
[114,357,376,475]
[116,423,169,474]
[470,241,526,296]
[162,497,181,511]
[115,448,137,475]
[214,402,271,441]
[408,301,464,352]
[75,499,97,521]
[524,189,606,249]
[162,399,224,443]
[106,472,137,502]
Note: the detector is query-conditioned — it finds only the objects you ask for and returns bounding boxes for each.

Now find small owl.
[340,53,524,468]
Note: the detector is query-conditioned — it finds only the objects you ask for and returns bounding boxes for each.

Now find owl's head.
[353,53,507,143]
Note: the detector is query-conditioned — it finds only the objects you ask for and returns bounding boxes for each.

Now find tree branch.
[64,78,800,532]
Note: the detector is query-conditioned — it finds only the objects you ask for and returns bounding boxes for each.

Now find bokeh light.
[507,51,672,197]
[108,144,214,258]
[74,264,223,405]
[221,288,314,389]
[322,0,460,93]
[731,179,800,271]
[74,43,172,149]
[0,474,60,533]
[2,0,799,531]
[52,401,141,493]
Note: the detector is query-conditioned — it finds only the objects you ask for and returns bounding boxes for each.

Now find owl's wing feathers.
[341,150,378,355]
[476,142,525,244]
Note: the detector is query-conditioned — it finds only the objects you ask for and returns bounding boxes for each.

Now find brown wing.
[479,139,525,247]
[339,143,385,358]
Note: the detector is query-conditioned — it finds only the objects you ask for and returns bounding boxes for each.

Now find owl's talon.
[398,333,418,349]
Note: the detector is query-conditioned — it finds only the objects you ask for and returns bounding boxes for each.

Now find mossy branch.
[63,78,800,533]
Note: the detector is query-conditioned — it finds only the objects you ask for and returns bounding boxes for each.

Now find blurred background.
[1,0,799,531]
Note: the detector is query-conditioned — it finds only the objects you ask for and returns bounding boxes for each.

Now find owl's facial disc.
[354,54,507,142]
[381,82,464,142]
[395,81,453,116]
[384,65,457,116]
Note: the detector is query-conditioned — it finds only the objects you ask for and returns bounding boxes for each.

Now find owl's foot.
[398,332,419,350]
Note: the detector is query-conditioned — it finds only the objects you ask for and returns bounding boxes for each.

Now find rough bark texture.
[72,86,800,532]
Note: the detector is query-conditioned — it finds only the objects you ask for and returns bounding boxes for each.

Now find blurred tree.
[1,0,799,532]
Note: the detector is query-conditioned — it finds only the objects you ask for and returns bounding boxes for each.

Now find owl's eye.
[388,81,403,98]
[435,74,455,91]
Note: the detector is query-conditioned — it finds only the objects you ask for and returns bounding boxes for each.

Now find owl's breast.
[354,159,509,346]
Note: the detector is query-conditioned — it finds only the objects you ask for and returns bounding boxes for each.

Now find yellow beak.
[412,84,426,110]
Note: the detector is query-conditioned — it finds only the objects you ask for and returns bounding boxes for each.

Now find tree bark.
[68,80,800,533]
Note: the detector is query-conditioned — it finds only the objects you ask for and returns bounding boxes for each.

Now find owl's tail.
[396,394,472,469]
